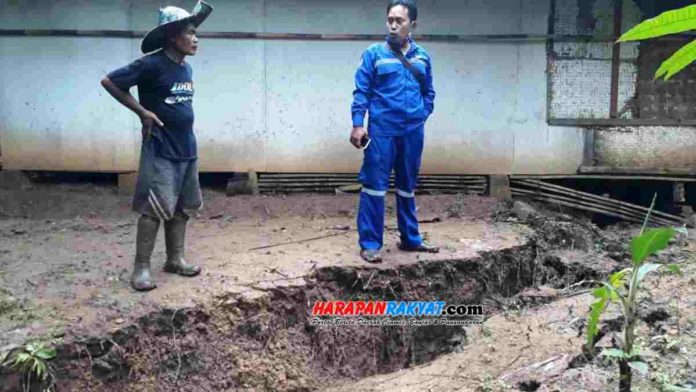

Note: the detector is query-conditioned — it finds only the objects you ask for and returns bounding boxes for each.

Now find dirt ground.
[0,181,694,392]
[328,259,696,392]
[0,184,506,345]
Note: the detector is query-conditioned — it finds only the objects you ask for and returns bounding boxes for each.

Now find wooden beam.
[488,175,512,200]
[609,0,623,119]
[117,172,137,195]
[512,179,686,223]
[549,118,696,127]
[512,188,659,225]
[511,174,696,182]
[579,166,696,176]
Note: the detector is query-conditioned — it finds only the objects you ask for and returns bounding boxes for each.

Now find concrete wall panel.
[0,0,264,32]
[190,39,267,172]
[0,0,591,175]
[595,127,696,168]
[0,36,139,171]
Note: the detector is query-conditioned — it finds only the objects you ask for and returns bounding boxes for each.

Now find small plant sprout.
[2,341,58,392]
[585,194,684,392]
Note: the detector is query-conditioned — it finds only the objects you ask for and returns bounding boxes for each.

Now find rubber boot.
[163,211,201,277]
[131,215,160,291]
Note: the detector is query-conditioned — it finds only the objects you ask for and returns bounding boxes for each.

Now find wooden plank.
[511,175,696,182]
[513,179,685,223]
[609,0,623,119]
[488,175,512,200]
[546,0,556,125]
[262,188,485,194]
[259,185,486,192]
[514,188,673,225]
[513,178,684,222]
[511,189,678,226]
[512,189,646,224]
[415,185,487,189]
[548,118,696,127]
[261,173,356,177]
[259,181,484,187]
[578,166,696,176]
[511,188,676,226]
[512,190,647,225]
[260,173,486,180]
[260,182,348,186]
[117,172,137,196]
[259,179,485,184]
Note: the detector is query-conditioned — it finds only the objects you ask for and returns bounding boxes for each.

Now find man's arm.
[100,77,162,138]
[101,78,147,119]
[350,50,374,148]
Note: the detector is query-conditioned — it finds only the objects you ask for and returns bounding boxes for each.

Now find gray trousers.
[132,137,203,221]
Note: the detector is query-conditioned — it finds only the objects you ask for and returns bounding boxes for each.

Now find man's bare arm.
[101,77,163,138]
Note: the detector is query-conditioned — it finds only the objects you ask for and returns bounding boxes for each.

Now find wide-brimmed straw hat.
[141,1,213,54]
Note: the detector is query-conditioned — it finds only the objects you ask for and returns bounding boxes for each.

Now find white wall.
[0,0,587,174]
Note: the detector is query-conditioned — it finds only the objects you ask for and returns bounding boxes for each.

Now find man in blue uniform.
[350,0,439,263]
[101,1,213,290]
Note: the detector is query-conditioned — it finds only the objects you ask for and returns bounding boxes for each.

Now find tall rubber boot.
[131,215,160,291]
[163,211,201,277]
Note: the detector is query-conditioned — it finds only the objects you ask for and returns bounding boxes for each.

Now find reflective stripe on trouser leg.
[396,191,422,247]
[357,134,395,251]
[394,127,424,248]
[357,189,386,250]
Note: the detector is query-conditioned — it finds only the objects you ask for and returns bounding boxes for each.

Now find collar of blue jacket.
[351,37,436,136]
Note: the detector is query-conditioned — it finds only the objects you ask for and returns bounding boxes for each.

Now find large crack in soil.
[2,235,612,392]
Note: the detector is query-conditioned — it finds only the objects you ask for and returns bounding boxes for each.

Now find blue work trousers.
[357,126,424,250]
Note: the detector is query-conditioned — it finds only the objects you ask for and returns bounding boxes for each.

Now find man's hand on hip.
[139,110,164,140]
[350,126,367,149]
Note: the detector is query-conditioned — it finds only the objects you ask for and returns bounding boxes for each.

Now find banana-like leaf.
[609,268,630,289]
[13,352,31,366]
[586,295,608,348]
[629,345,650,358]
[36,360,47,380]
[592,286,605,299]
[601,348,629,358]
[628,361,649,375]
[35,347,56,360]
[618,4,696,42]
[595,282,624,303]
[667,264,684,276]
[666,385,696,392]
[636,263,662,283]
[655,39,696,80]
[630,227,675,265]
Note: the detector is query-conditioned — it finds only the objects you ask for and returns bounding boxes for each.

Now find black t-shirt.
[107,50,196,161]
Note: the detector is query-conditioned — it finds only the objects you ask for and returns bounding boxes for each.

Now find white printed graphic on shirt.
[164,82,194,105]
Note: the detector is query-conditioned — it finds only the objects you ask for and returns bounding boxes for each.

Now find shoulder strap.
[389,45,427,94]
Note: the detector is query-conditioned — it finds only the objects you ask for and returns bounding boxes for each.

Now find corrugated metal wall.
[0,0,588,174]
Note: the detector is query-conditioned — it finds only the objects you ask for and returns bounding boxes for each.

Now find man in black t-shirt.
[101,1,213,291]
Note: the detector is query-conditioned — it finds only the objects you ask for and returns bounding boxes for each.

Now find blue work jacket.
[351,38,435,136]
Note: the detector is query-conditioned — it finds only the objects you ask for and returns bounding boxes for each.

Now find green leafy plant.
[585,194,682,392]
[665,385,696,392]
[618,4,696,80]
[2,341,57,392]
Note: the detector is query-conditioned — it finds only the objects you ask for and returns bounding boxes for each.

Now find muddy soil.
[0,185,503,343]
[0,183,694,392]
[330,251,696,392]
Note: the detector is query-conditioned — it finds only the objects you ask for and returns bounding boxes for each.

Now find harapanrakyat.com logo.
[309,301,485,326]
